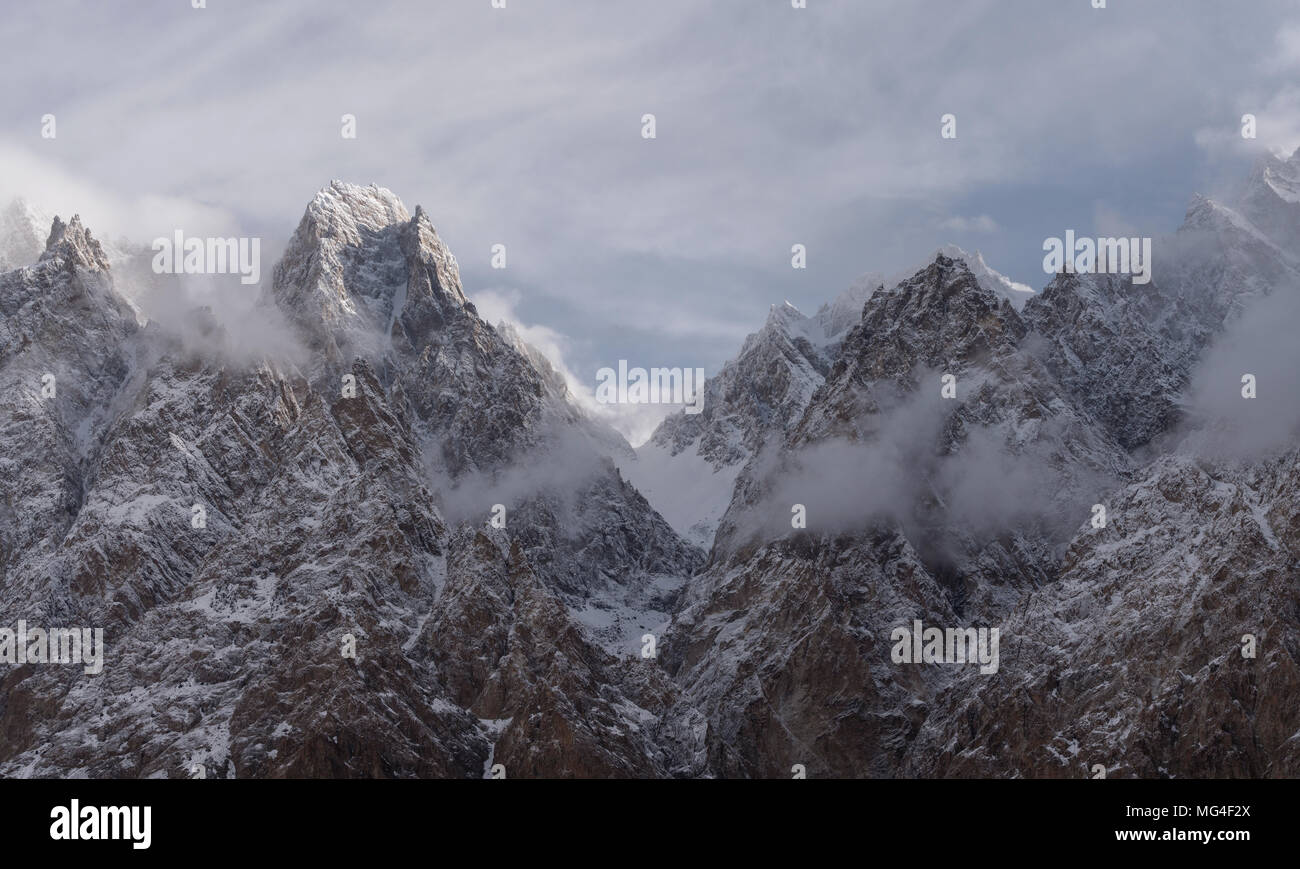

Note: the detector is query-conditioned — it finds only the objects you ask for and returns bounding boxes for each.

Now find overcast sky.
[3,0,1299,442]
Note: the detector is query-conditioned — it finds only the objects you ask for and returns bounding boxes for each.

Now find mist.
[726,376,1111,554]
[426,423,612,531]
[1181,281,1300,460]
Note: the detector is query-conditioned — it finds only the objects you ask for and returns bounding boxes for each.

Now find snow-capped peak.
[1247,145,1300,204]
[269,181,476,368]
[935,244,1035,309]
[1231,146,1300,252]
[813,246,1032,346]
[765,299,805,327]
[304,180,411,240]
[40,214,111,272]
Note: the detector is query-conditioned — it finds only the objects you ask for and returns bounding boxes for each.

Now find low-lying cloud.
[1181,281,1300,459]
[728,377,1105,555]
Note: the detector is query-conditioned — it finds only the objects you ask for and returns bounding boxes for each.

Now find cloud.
[0,143,243,245]
[939,215,999,234]
[121,269,308,369]
[0,143,303,367]
[1263,21,1300,73]
[1192,16,1300,161]
[5,0,1300,380]
[427,422,609,529]
[1193,85,1300,163]
[469,287,673,446]
[1181,281,1300,460]
[726,377,1105,552]
[1091,202,1141,240]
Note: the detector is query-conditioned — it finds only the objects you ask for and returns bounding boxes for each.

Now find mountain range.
[1,149,1298,778]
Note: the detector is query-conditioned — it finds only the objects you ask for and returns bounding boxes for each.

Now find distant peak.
[1184,192,1237,224]
[764,300,806,329]
[1270,144,1300,167]
[937,243,982,267]
[1243,150,1300,206]
[930,243,1034,309]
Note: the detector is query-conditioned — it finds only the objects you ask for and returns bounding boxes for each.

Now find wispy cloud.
[3,0,1297,385]
[939,214,999,234]
[470,288,673,446]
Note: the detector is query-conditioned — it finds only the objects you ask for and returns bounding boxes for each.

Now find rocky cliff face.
[906,451,1300,778]
[652,151,1300,779]
[2,152,1298,777]
[0,183,699,777]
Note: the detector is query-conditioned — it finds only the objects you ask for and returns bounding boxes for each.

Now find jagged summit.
[398,202,468,308]
[270,181,469,367]
[765,300,803,324]
[0,176,700,779]
[935,244,1034,308]
[40,214,111,272]
[303,180,411,236]
[1243,145,1300,203]
[808,246,1031,356]
[626,247,1031,547]
[858,245,1033,310]
[268,181,640,483]
[1225,145,1300,252]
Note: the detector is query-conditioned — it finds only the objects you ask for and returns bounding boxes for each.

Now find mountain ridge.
[2,153,1298,777]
